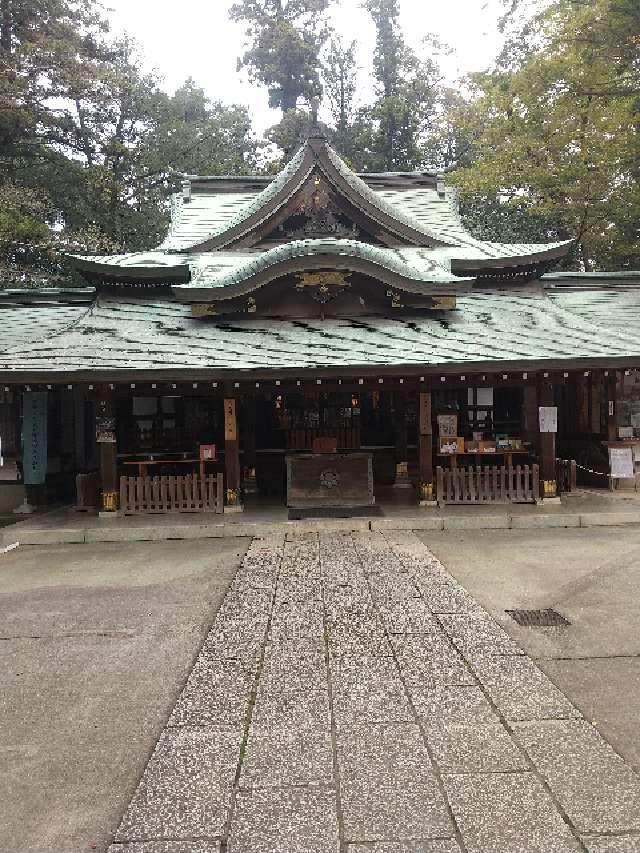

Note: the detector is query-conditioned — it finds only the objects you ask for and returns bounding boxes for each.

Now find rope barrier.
[556,457,609,477]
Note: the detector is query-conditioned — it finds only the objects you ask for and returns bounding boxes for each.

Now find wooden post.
[606,371,617,442]
[418,390,435,504]
[242,394,257,495]
[393,390,410,487]
[96,392,118,514]
[224,396,242,511]
[538,376,557,500]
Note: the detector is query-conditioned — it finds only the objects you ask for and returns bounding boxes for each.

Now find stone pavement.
[107,532,640,853]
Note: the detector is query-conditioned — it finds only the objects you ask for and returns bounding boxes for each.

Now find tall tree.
[0,3,256,282]
[230,0,333,113]
[322,35,359,161]
[451,0,640,270]
[353,1,441,171]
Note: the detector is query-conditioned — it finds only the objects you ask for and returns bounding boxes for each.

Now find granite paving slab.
[471,654,583,721]
[443,772,583,853]
[328,624,393,657]
[438,613,523,657]
[341,779,453,843]
[409,686,498,725]
[346,843,461,853]
[581,835,640,852]
[337,722,435,782]
[413,577,484,616]
[330,654,414,724]
[512,720,640,834]
[115,727,241,842]
[168,656,257,727]
[240,722,334,786]
[425,723,529,774]
[378,599,441,635]
[227,786,339,853]
[390,635,475,687]
[251,685,331,725]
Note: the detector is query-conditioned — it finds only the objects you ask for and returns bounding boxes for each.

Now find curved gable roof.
[166,136,457,253]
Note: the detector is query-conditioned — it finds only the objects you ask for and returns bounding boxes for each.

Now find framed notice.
[437,414,458,437]
[538,406,558,433]
[199,443,217,461]
[609,447,634,479]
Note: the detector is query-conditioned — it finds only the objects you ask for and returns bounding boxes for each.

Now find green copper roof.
[174,238,465,301]
[2,288,640,378]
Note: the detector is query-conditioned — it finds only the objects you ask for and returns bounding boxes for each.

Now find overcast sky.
[105,0,505,133]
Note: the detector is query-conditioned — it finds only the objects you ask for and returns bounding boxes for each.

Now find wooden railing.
[120,473,224,515]
[436,464,539,504]
[75,471,101,511]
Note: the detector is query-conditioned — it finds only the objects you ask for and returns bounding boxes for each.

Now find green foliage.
[347,2,441,171]
[322,36,358,160]
[450,0,640,270]
[230,0,333,112]
[0,1,256,283]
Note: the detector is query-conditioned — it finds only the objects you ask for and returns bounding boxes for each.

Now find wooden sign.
[23,391,48,485]
[199,444,217,461]
[224,399,237,441]
[419,393,432,435]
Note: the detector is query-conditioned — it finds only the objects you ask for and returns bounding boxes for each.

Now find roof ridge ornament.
[307,91,326,140]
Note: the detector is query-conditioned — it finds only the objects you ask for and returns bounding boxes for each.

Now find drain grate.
[505,608,571,627]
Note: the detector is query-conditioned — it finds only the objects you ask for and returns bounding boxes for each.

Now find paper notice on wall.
[538,406,558,433]
[477,387,494,407]
[609,447,634,478]
[437,414,458,437]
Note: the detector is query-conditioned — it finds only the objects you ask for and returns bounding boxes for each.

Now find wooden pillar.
[224,396,242,511]
[393,390,410,487]
[606,371,617,442]
[96,392,118,513]
[242,394,257,495]
[538,376,557,499]
[418,390,435,504]
[73,386,87,473]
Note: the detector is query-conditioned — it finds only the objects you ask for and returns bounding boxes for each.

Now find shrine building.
[2,130,640,517]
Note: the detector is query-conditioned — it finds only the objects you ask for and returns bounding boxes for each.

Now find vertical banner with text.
[23,391,48,485]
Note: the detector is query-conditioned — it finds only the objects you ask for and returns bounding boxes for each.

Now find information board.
[609,447,634,479]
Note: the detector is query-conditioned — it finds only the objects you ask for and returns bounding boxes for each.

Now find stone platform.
[4,489,640,545]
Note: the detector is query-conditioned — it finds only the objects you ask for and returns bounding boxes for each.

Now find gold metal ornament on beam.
[295,271,351,304]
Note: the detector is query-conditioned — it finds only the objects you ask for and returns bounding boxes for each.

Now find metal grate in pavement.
[505,608,571,627]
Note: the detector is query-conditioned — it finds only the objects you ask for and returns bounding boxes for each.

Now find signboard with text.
[23,391,48,485]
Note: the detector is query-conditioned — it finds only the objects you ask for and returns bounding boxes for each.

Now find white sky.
[105,0,505,134]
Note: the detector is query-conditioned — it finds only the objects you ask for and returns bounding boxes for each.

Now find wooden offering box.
[286,453,374,508]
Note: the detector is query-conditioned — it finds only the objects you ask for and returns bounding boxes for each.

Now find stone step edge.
[3,510,640,545]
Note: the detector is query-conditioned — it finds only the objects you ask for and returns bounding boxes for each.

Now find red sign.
[199,444,216,461]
